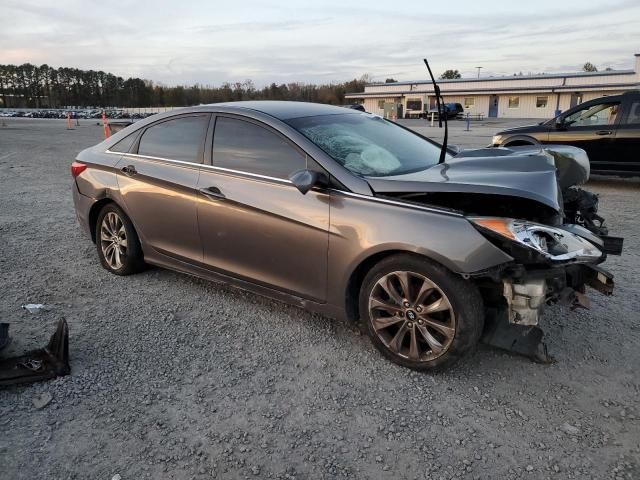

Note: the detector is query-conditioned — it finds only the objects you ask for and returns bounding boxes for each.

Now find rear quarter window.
[108,131,138,153]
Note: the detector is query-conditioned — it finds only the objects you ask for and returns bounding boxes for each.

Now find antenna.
[423,58,448,164]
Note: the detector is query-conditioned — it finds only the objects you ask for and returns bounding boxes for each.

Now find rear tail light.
[71,161,87,178]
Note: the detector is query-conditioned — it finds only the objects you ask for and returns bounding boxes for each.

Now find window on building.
[377,100,385,109]
[536,96,548,108]
[463,97,475,108]
[212,117,306,179]
[508,97,520,109]
[406,98,422,111]
[138,115,210,162]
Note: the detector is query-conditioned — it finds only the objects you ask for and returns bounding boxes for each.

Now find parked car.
[428,102,464,120]
[345,103,366,112]
[491,91,640,175]
[72,101,621,371]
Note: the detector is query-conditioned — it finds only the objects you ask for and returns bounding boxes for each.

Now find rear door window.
[212,117,306,179]
[138,115,210,163]
[622,100,640,125]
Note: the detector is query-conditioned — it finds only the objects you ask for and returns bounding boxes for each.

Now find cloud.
[0,0,637,85]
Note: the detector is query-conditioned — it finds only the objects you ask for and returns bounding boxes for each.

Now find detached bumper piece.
[585,265,615,296]
[0,319,70,386]
[482,308,554,363]
[600,236,624,256]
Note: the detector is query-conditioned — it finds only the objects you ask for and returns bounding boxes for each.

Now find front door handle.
[596,130,613,136]
[120,165,137,176]
[199,186,226,200]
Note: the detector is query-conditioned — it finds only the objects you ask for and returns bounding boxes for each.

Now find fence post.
[430,112,434,127]
[465,113,470,131]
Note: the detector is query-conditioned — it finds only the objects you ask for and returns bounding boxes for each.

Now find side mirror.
[555,117,566,129]
[289,169,327,195]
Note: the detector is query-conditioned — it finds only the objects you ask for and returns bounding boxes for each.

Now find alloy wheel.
[368,271,456,362]
[100,211,128,270]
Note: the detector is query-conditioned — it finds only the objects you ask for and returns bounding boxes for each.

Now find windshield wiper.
[423,58,448,164]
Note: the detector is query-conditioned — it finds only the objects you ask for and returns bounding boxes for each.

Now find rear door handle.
[120,165,137,176]
[199,186,226,200]
[596,130,613,136]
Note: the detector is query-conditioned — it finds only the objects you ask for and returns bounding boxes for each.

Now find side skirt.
[143,251,344,321]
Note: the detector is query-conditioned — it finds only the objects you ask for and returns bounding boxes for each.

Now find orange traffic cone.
[101,111,110,139]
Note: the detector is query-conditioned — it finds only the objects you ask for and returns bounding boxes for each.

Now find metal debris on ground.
[32,392,52,409]
[0,323,10,351]
[21,304,46,314]
[0,318,70,386]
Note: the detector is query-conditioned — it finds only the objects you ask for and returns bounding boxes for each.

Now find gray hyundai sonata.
[71,101,621,370]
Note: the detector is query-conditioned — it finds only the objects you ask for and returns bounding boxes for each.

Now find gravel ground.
[0,118,639,480]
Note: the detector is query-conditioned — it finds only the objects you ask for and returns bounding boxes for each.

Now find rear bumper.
[72,181,95,239]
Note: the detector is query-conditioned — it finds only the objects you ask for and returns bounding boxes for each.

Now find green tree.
[0,62,374,108]
[583,62,598,72]
[440,69,461,79]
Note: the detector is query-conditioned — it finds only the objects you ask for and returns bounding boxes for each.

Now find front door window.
[564,102,620,127]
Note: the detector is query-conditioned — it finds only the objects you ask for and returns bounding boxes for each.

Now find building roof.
[365,69,636,87]
[345,82,639,98]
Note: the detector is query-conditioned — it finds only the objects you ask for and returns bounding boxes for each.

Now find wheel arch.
[88,197,138,244]
[89,198,116,243]
[503,135,539,147]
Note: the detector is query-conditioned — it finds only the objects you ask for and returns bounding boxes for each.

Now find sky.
[1,0,639,86]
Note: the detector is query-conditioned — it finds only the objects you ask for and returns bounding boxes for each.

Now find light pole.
[475,66,483,79]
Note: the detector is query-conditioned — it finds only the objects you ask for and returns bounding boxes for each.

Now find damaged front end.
[469,216,617,362]
[370,144,623,362]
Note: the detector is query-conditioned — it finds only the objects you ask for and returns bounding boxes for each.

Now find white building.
[345,53,640,119]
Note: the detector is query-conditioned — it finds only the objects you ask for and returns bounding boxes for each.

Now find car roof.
[210,100,359,120]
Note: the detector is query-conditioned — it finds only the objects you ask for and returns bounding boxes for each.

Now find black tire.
[95,203,145,276]
[359,254,483,371]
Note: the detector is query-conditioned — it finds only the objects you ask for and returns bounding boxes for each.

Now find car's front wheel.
[95,203,145,275]
[359,254,483,371]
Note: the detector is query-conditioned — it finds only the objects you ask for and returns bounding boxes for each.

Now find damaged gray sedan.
[71,101,622,371]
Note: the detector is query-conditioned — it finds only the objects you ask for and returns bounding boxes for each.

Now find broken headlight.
[470,217,602,262]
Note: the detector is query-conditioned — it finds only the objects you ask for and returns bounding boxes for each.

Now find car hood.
[366,146,590,212]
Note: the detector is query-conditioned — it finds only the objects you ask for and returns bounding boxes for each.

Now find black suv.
[491,91,640,175]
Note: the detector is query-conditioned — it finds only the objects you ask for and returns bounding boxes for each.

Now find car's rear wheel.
[95,203,145,275]
[359,254,483,371]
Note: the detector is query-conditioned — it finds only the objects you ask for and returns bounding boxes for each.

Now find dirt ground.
[0,118,638,480]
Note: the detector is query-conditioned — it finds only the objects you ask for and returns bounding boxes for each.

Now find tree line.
[0,63,369,109]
